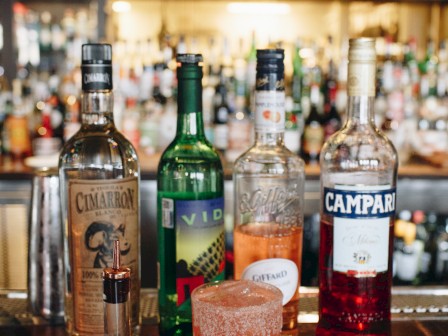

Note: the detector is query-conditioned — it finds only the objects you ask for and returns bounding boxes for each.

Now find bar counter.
[1,287,448,335]
[3,322,448,335]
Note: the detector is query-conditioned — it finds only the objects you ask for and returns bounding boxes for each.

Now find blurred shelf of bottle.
[2,0,448,291]
[2,1,448,163]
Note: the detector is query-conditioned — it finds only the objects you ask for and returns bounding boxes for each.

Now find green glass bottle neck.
[176,75,206,139]
[81,90,115,126]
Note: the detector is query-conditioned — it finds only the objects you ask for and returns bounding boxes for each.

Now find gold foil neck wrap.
[348,37,376,97]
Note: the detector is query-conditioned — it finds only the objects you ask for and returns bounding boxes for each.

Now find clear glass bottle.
[157,54,225,335]
[233,49,305,334]
[59,44,140,335]
[317,38,398,335]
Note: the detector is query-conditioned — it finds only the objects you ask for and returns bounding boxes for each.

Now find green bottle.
[157,54,225,335]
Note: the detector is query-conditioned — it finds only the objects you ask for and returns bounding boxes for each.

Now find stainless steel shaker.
[27,160,64,322]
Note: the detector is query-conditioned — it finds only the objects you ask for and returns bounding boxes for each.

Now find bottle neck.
[176,75,205,139]
[81,90,115,126]
[254,131,284,146]
[345,57,376,127]
[345,96,376,127]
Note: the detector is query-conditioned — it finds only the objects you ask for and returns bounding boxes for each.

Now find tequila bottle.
[59,44,140,335]
[233,49,305,334]
[157,54,225,335]
[317,38,398,335]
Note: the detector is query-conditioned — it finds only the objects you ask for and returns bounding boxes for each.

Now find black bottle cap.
[81,44,113,90]
[256,49,285,91]
[256,49,284,60]
[177,54,203,64]
[82,43,112,65]
[176,54,203,80]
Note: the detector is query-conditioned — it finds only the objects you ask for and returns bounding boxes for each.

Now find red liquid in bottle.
[316,219,393,336]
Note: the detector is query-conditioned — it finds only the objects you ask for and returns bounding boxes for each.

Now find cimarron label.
[68,177,139,333]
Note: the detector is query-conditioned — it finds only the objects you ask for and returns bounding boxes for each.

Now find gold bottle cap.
[102,240,131,280]
[348,38,376,63]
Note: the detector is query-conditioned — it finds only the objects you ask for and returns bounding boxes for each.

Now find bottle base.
[159,322,193,336]
[316,323,391,336]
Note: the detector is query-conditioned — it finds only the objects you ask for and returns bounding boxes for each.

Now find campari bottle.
[157,54,225,335]
[233,49,305,334]
[317,38,398,336]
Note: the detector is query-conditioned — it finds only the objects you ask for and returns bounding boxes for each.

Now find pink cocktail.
[191,280,283,336]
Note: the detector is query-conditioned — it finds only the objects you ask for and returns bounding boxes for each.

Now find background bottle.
[317,38,398,335]
[59,44,140,335]
[233,49,305,334]
[157,54,225,335]
[302,84,324,163]
[212,67,230,155]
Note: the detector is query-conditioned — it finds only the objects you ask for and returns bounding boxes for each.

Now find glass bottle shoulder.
[157,138,224,194]
[59,125,139,178]
[233,143,305,177]
[320,124,398,184]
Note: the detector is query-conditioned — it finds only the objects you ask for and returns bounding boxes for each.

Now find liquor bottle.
[317,38,398,335]
[213,68,231,154]
[226,94,253,164]
[290,39,304,152]
[322,99,341,141]
[32,103,60,156]
[322,39,341,140]
[233,49,305,334]
[157,54,225,335]
[59,44,140,335]
[302,84,324,163]
[419,39,438,98]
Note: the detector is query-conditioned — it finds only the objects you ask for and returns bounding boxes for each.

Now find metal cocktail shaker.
[27,157,64,322]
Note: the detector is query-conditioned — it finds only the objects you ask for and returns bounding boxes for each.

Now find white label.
[255,91,285,132]
[241,258,298,305]
[332,185,393,277]
[162,198,174,229]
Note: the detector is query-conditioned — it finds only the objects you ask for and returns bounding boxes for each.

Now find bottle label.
[161,197,225,307]
[242,258,298,305]
[323,185,396,277]
[254,91,285,132]
[82,64,113,91]
[348,62,376,97]
[68,177,139,333]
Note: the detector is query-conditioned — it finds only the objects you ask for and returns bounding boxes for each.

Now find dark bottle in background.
[302,84,324,163]
[213,67,231,154]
